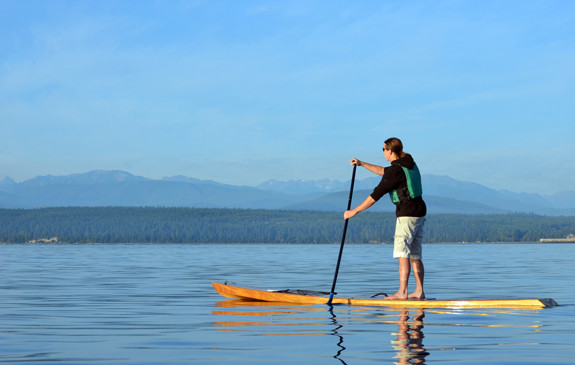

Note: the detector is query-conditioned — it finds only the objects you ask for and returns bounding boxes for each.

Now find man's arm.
[352,159,384,176]
[344,195,376,219]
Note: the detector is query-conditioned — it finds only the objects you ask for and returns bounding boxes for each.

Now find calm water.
[1,243,574,364]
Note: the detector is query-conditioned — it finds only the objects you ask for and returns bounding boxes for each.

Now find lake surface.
[1,243,574,364]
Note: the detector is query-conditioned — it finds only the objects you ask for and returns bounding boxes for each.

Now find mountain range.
[1,170,574,215]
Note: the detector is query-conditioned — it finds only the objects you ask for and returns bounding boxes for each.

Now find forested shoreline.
[1,207,574,244]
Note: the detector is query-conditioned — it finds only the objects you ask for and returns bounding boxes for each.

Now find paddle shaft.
[328,164,357,305]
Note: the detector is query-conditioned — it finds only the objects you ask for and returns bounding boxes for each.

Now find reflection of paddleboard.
[212,282,558,309]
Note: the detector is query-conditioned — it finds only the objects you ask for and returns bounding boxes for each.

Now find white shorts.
[393,216,425,259]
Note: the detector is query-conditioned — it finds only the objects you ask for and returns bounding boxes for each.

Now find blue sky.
[1,0,574,194]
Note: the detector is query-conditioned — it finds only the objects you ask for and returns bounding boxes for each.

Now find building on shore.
[540,234,575,243]
[27,236,59,244]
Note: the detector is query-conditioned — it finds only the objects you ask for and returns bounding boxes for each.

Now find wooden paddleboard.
[212,282,558,309]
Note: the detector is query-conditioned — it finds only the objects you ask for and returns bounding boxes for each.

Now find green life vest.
[390,163,423,204]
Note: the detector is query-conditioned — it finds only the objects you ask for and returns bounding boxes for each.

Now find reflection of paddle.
[327,165,357,305]
[329,307,348,365]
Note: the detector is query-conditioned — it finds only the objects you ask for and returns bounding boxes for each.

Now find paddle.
[327,164,357,305]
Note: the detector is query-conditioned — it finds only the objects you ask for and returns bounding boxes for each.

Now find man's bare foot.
[383,292,408,300]
[408,291,425,300]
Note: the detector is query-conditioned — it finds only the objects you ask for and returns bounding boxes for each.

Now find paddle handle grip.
[346,165,357,211]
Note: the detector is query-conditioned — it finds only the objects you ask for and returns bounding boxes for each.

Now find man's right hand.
[344,210,357,220]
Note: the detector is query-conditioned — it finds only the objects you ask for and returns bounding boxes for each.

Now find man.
[344,137,427,300]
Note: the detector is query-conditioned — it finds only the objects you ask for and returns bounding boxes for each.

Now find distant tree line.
[0,207,574,244]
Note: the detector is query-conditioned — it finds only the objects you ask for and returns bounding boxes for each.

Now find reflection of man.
[391,309,429,364]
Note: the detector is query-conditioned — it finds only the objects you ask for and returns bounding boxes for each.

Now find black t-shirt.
[369,156,427,217]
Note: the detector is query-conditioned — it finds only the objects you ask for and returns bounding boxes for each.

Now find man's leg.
[409,259,425,299]
[385,258,411,300]
[408,217,425,299]
[388,217,413,300]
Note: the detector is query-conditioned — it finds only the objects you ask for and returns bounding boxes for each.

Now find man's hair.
[384,137,407,158]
